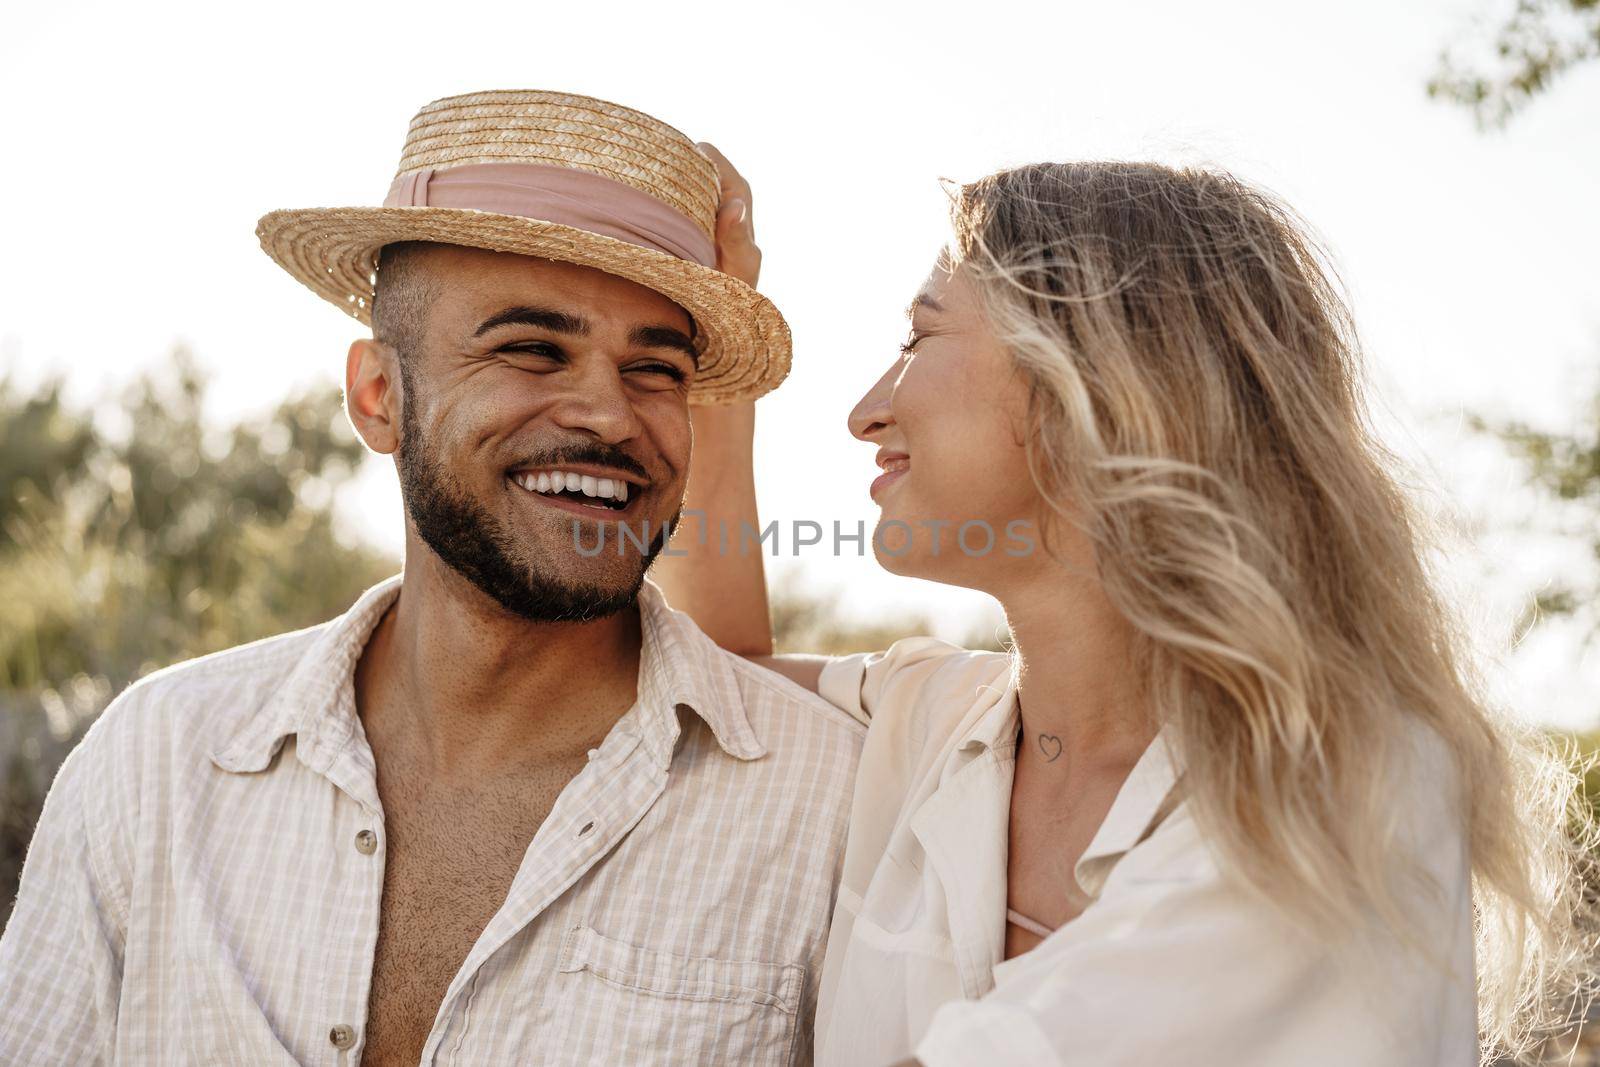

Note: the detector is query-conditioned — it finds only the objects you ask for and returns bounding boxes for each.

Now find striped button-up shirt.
[0,573,864,1065]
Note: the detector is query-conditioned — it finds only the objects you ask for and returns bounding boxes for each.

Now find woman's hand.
[698,142,762,289]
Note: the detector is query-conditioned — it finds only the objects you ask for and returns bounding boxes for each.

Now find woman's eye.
[899,333,924,356]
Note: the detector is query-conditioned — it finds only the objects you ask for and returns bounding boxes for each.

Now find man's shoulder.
[82,620,333,759]
[122,620,327,705]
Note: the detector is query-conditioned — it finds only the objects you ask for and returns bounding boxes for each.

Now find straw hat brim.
[256,205,791,405]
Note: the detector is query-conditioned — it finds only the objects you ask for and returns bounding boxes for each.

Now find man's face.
[390,246,697,622]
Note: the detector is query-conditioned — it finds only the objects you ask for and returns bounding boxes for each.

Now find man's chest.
[343,751,825,1066]
[359,764,582,1066]
[131,721,846,1065]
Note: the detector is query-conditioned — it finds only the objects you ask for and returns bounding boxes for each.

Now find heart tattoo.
[1037,733,1063,763]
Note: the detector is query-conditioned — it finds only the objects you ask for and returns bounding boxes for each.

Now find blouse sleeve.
[815,635,972,726]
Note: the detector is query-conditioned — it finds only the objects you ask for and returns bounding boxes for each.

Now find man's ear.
[345,337,403,456]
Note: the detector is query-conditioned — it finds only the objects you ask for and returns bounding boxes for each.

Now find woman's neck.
[999,572,1155,777]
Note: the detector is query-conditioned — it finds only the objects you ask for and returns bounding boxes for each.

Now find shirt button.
[354,829,378,855]
[328,1023,357,1049]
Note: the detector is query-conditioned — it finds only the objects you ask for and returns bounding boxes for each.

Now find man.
[0,90,863,1066]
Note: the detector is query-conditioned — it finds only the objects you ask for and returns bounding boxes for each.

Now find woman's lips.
[870,460,909,503]
[869,468,907,502]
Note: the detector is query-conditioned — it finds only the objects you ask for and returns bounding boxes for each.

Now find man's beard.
[394,367,673,623]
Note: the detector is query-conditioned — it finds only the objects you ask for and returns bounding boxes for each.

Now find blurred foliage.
[1428,0,1600,129]
[0,347,395,689]
[1434,17,1600,1058]
[1572,730,1600,823]
[0,348,397,930]
[1432,0,1599,669]
[1467,393,1600,646]
[770,566,1010,656]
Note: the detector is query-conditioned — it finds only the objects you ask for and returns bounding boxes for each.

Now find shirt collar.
[631,575,766,767]
[210,573,402,774]
[1072,722,1184,894]
[210,571,765,775]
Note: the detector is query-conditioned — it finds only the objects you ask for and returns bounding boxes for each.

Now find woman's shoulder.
[817,634,1013,728]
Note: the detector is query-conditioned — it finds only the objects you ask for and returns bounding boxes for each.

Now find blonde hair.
[948,161,1598,1061]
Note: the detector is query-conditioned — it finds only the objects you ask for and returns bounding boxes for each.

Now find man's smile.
[505,467,645,520]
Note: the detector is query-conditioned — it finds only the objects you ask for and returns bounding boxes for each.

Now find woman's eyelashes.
[899,332,925,357]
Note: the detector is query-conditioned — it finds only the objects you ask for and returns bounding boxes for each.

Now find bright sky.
[4,0,1597,727]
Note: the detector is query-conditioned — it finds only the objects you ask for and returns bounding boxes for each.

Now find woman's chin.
[872,545,992,594]
[869,516,950,582]
[868,505,1025,589]
[870,543,914,577]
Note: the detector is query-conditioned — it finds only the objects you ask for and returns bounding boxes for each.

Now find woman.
[657,147,1597,1065]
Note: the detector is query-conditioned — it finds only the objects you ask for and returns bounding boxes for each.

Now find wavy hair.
[947,161,1598,1062]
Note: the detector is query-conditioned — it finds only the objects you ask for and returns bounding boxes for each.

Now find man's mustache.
[508,441,652,484]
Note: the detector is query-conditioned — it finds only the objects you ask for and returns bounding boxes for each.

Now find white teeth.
[512,469,635,506]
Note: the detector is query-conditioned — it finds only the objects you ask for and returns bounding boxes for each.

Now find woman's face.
[848,258,1046,590]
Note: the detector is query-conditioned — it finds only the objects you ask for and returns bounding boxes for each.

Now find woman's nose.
[848,362,898,442]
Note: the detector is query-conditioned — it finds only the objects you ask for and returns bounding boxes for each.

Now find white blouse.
[813,635,1479,1067]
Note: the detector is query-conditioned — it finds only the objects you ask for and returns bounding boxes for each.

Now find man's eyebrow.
[905,294,944,319]
[473,305,590,338]
[630,324,700,366]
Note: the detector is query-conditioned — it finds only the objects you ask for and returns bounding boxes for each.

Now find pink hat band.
[382,161,716,268]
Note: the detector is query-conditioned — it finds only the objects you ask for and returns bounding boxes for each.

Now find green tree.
[0,378,96,550]
[768,567,1010,656]
[1428,0,1600,130]
[1428,0,1600,649]
[1466,399,1600,645]
[1433,12,1600,1063]
[0,349,397,930]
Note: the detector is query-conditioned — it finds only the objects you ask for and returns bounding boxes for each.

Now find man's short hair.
[371,241,443,367]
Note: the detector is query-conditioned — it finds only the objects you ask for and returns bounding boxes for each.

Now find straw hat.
[256,89,790,404]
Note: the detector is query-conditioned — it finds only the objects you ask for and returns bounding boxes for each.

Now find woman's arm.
[655,400,828,689]
[653,396,774,657]
[651,143,827,693]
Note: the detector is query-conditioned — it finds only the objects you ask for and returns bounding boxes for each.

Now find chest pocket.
[545,924,805,1066]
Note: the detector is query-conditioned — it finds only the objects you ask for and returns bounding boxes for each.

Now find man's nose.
[549,362,643,444]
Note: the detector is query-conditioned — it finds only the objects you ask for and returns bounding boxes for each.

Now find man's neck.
[355,553,645,781]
